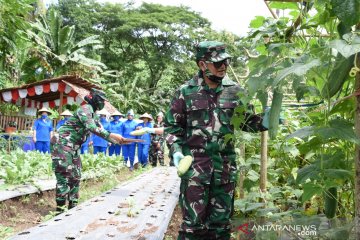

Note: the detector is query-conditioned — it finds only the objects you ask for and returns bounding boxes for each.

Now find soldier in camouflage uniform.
[165,41,267,239]
[149,112,165,166]
[51,89,125,212]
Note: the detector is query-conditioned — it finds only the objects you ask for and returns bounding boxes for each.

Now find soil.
[164,204,182,240]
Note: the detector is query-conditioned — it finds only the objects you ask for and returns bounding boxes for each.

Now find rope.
[350,53,360,77]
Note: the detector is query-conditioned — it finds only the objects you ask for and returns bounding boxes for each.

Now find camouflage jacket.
[53,104,111,151]
[165,72,265,184]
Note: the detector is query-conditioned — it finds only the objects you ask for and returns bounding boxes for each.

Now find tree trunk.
[354,52,360,239]
[237,143,245,199]
[260,131,268,194]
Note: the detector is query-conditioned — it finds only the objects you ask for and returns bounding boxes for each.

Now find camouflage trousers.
[51,144,82,208]
[178,178,235,240]
[149,142,164,166]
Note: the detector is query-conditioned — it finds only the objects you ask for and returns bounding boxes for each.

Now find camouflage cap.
[195,41,231,62]
[90,88,108,101]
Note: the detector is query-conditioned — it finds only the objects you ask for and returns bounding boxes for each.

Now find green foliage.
[321,54,354,98]
[28,8,106,78]
[0,149,124,185]
[0,0,36,84]
[53,0,244,113]
[0,224,13,240]
[330,0,360,27]
[0,149,50,185]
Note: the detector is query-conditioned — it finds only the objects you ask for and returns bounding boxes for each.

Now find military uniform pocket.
[187,99,210,127]
[219,100,237,125]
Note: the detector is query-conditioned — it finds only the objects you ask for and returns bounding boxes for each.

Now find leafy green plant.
[0,149,125,186]
[0,225,13,240]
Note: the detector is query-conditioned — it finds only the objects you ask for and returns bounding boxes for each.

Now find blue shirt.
[109,120,123,135]
[92,119,110,147]
[33,118,53,142]
[122,119,138,139]
[56,118,69,130]
[136,122,153,144]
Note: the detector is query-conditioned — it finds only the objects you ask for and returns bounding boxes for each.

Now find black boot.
[68,201,77,209]
[56,200,66,215]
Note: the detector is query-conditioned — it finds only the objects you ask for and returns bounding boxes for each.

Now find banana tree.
[0,0,35,85]
[28,8,106,78]
[105,77,158,114]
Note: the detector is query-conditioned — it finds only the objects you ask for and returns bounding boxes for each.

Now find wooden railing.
[0,115,63,132]
[0,115,35,131]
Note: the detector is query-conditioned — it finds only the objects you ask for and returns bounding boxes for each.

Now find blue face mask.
[64,117,69,121]
[100,116,106,122]
[41,114,47,119]
[113,116,120,121]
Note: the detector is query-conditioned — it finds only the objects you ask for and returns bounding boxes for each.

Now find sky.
[44,0,272,36]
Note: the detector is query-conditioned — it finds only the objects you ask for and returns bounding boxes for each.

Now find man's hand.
[173,152,184,167]
[110,133,125,144]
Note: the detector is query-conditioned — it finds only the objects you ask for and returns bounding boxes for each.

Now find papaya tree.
[28,8,106,80]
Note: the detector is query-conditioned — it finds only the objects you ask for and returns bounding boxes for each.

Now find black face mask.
[85,95,105,111]
[204,68,224,84]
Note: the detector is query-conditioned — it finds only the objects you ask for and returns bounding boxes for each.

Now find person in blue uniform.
[32,107,53,153]
[56,109,72,131]
[91,109,110,154]
[121,109,138,170]
[108,110,124,156]
[136,113,153,167]
[80,136,91,154]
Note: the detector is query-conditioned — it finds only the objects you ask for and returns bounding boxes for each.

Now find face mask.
[96,101,105,111]
[113,116,120,121]
[100,116,106,122]
[204,68,224,83]
[41,114,47,119]
[64,117,69,121]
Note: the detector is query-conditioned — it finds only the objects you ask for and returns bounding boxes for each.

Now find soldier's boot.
[159,153,165,166]
[56,200,66,215]
[150,157,156,167]
[68,200,77,210]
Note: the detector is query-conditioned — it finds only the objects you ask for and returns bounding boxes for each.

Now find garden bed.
[0,167,140,239]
